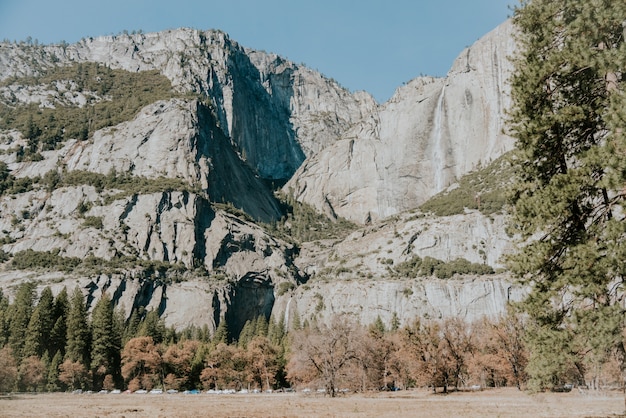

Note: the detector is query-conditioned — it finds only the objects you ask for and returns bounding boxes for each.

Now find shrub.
[393,255,494,279]
[420,152,514,216]
[0,62,184,150]
[82,216,103,229]
[276,281,295,296]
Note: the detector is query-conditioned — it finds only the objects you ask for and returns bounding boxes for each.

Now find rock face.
[0,20,521,335]
[0,29,376,184]
[273,275,525,330]
[285,21,517,223]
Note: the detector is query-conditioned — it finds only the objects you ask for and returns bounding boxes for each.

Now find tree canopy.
[507,0,626,390]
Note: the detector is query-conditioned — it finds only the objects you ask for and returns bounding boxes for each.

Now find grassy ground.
[0,388,623,418]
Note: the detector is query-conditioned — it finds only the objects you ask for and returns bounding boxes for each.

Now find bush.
[265,192,357,243]
[393,255,494,279]
[82,216,103,229]
[276,281,295,296]
[420,152,514,216]
[11,249,81,271]
[0,62,184,150]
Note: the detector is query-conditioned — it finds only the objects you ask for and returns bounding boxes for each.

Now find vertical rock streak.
[431,85,447,192]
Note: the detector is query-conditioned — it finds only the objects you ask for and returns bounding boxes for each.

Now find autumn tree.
[0,346,18,392]
[507,0,626,390]
[287,316,359,397]
[162,339,201,390]
[121,336,163,390]
[355,317,400,391]
[58,359,89,390]
[201,343,250,390]
[17,355,45,391]
[247,336,280,391]
[401,318,472,393]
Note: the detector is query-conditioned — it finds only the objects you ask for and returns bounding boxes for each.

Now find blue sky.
[0,0,512,102]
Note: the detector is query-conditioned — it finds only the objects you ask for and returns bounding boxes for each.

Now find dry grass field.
[0,388,624,418]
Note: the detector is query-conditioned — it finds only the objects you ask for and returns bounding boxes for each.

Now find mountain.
[0,21,520,337]
[286,20,516,224]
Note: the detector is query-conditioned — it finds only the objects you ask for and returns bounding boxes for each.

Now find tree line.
[0,282,622,395]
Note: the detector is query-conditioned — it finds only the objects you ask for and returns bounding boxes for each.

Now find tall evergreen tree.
[65,287,90,369]
[0,288,10,345]
[47,350,63,392]
[7,282,36,362]
[507,0,626,390]
[90,293,121,389]
[23,287,54,358]
[212,319,229,346]
[49,287,69,359]
[138,309,166,344]
[123,307,142,344]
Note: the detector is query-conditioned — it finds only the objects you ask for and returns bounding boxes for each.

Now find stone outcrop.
[285,20,517,223]
[0,20,522,335]
[273,275,525,330]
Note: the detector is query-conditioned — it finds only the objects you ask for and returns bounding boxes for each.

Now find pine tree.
[90,293,121,389]
[138,309,166,344]
[49,288,69,359]
[65,287,90,369]
[7,282,36,362]
[23,287,54,358]
[508,0,626,390]
[0,288,10,346]
[212,319,229,346]
[391,312,401,332]
[255,316,269,338]
[237,319,255,349]
[124,307,142,344]
[267,315,286,347]
[47,350,63,391]
[23,305,45,359]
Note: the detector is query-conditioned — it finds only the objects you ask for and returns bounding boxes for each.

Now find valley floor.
[0,387,623,418]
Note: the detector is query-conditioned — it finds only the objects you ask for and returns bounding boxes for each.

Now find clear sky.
[0,0,512,102]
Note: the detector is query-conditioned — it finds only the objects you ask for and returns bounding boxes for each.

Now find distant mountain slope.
[0,22,521,336]
[285,20,516,223]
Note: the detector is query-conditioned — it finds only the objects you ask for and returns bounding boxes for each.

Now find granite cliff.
[0,20,520,337]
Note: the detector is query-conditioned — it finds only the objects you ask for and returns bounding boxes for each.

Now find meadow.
[1,388,623,418]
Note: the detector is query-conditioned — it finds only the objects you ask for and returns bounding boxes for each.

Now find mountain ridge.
[0,20,520,336]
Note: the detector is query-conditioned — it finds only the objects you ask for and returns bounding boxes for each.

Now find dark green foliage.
[23,287,54,358]
[90,293,121,389]
[65,287,90,368]
[138,309,166,344]
[48,168,199,201]
[0,63,181,150]
[82,216,103,229]
[393,255,494,279]
[507,0,626,390]
[267,192,357,243]
[11,249,81,272]
[49,288,69,359]
[0,161,37,196]
[275,281,295,296]
[212,320,229,346]
[0,289,8,346]
[420,153,513,217]
[9,248,188,279]
[7,282,36,362]
[46,350,63,391]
